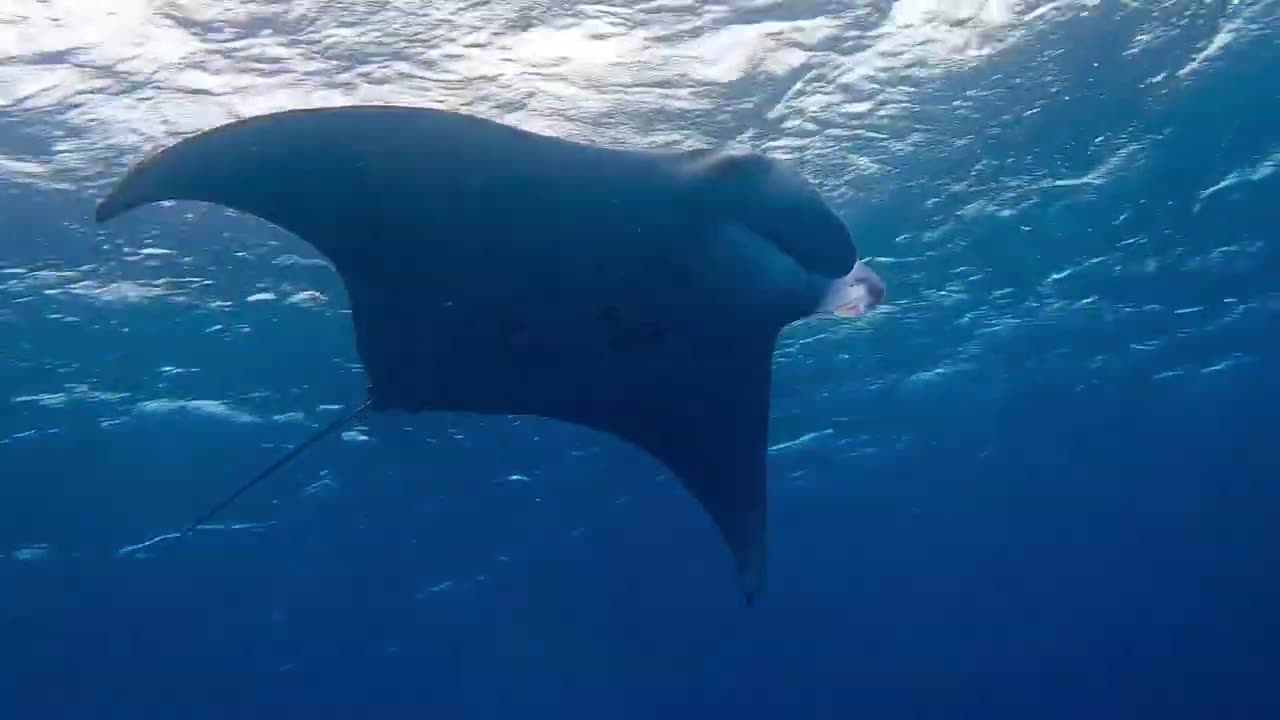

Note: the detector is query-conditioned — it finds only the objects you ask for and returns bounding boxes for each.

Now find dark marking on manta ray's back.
[597,305,669,352]
[93,104,888,606]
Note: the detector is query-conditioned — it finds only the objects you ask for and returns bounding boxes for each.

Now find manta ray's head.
[686,147,886,318]
[688,148,859,280]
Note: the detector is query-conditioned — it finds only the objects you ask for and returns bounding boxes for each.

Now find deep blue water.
[3,1,1279,717]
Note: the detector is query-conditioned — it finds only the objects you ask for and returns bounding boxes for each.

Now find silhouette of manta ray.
[95,105,885,605]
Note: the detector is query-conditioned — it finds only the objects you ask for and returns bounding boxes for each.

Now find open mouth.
[819,260,885,318]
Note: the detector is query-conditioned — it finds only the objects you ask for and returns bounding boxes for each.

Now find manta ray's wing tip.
[93,198,114,224]
[736,546,765,608]
[94,176,136,224]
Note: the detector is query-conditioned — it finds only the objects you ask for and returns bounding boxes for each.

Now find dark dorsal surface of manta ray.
[94,104,886,606]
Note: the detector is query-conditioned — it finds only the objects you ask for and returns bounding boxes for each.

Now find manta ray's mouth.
[818,260,885,318]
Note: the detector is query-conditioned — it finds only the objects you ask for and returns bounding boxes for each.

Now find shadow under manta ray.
[94,104,886,606]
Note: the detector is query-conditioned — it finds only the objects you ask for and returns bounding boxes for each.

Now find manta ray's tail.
[180,396,373,537]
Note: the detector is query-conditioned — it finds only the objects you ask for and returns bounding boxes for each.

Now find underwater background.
[2,0,1278,717]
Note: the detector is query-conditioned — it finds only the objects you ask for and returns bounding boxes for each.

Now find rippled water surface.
[3,1,1279,717]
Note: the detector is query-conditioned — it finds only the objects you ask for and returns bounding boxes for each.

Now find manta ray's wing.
[95,105,834,603]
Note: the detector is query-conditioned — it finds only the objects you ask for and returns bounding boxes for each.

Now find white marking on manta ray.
[93,104,887,606]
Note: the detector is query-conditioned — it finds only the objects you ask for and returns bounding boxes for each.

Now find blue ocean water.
[2,0,1278,717]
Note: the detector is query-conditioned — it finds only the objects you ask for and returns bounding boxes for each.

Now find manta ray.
[95,105,885,605]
